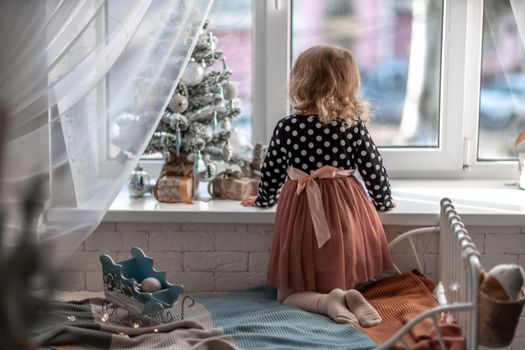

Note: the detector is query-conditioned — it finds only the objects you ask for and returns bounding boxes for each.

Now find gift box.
[153,161,194,204]
[208,169,258,200]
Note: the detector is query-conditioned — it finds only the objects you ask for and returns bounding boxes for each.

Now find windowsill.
[104,179,525,226]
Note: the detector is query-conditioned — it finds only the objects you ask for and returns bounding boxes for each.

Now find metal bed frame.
[375,198,481,350]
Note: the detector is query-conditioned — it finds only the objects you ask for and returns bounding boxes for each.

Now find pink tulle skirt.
[267,175,394,293]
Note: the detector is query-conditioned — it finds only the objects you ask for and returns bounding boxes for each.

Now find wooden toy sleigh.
[99,247,191,320]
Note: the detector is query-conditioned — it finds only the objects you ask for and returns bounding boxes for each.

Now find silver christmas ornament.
[222,81,238,100]
[223,140,233,162]
[193,149,207,175]
[181,61,205,86]
[221,57,229,70]
[207,162,217,178]
[129,164,151,198]
[168,94,189,113]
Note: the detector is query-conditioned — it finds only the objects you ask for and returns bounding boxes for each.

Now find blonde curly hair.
[289,45,371,125]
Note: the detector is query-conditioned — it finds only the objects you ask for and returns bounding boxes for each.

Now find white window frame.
[462,0,520,179]
[254,0,520,180]
[252,0,290,144]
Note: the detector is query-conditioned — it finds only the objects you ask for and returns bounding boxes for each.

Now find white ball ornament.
[140,277,162,293]
[168,94,189,113]
[181,61,205,86]
[222,81,238,100]
[229,128,250,153]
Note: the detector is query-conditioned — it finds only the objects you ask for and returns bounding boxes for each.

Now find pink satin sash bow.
[287,166,355,249]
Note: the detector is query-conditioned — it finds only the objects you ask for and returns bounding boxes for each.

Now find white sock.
[317,289,358,324]
[345,289,381,327]
[283,289,357,324]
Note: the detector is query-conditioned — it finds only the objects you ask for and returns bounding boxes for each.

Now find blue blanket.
[196,286,377,350]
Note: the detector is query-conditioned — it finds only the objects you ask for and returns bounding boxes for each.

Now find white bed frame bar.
[375,198,481,350]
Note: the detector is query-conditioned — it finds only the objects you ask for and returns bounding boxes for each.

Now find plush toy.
[480,264,525,301]
[479,264,525,347]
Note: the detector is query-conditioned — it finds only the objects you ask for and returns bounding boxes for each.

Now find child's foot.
[344,289,381,327]
[318,289,358,324]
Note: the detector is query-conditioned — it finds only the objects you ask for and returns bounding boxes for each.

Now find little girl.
[242,45,395,327]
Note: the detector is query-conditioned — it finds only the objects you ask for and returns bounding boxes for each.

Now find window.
[138,0,522,179]
[478,0,525,161]
[291,0,443,148]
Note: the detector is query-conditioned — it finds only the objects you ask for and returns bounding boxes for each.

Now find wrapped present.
[208,169,258,200]
[153,161,194,204]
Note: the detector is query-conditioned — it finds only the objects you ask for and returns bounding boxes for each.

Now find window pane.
[478,0,525,161]
[291,0,442,147]
[209,0,253,142]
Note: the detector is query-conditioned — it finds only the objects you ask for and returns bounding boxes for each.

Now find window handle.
[462,138,470,170]
[274,0,280,10]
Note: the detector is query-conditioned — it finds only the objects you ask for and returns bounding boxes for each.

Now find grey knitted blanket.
[32,297,237,350]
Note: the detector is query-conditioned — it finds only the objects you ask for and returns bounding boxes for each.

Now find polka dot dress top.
[254,115,393,211]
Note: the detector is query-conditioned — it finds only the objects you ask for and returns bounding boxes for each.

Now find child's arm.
[349,121,394,211]
[254,122,289,208]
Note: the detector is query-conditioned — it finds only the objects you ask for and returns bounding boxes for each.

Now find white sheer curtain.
[511,0,525,49]
[0,0,212,254]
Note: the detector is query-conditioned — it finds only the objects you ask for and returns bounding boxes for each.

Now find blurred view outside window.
[292,0,442,147]
[209,0,252,142]
[478,0,525,160]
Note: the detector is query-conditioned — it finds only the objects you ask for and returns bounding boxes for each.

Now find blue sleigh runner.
[100,247,187,317]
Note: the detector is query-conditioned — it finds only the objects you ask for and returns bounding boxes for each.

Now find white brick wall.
[56,222,525,349]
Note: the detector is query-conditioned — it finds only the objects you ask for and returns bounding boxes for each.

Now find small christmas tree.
[145,20,249,177]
